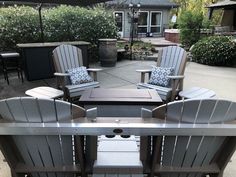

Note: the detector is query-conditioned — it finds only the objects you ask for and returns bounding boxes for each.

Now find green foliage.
[0,6,40,50]
[211,9,224,26]
[43,5,117,45]
[116,41,153,60]
[202,18,212,28]
[170,0,222,33]
[191,36,236,66]
[178,11,203,48]
[0,5,117,50]
[172,0,220,16]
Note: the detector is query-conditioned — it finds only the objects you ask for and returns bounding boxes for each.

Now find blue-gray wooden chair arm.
[167,75,185,80]
[168,75,185,101]
[54,72,70,77]
[87,68,103,81]
[136,69,152,83]
[54,72,70,91]
[86,68,103,72]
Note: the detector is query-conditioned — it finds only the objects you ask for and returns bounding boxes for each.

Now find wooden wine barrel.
[99,39,117,67]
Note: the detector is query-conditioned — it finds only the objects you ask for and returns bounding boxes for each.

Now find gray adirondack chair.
[0,97,87,177]
[52,44,101,101]
[137,46,187,102]
[145,99,236,177]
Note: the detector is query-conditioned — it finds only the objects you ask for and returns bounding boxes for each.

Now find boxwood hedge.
[191,36,236,66]
[0,6,40,50]
[0,5,117,50]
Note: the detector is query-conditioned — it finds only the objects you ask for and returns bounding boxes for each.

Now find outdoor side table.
[179,87,216,99]
[25,86,64,99]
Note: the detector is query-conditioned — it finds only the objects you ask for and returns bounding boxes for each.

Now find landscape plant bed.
[117,40,154,60]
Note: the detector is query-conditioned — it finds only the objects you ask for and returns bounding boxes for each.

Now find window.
[114,12,124,32]
[150,11,162,33]
[138,11,149,33]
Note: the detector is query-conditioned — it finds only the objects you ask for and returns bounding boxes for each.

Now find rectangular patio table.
[79,88,162,174]
[79,88,162,117]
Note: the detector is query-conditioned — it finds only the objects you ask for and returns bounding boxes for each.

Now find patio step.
[145,53,158,61]
[151,42,178,47]
[140,37,179,47]
[93,135,143,174]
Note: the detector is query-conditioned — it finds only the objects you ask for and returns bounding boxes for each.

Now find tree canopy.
[172,0,219,15]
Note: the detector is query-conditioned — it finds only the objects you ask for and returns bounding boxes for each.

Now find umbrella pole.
[38,3,44,42]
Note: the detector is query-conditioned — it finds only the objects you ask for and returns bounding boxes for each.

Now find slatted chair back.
[157,46,187,76]
[52,44,83,73]
[150,99,236,177]
[0,97,86,177]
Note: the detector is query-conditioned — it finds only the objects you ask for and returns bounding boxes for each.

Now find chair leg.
[17,69,20,79]
[18,59,24,83]
[19,68,24,83]
[2,59,9,85]
[3,71,7,81]
[21,71,24,83]
[5,72,9,85]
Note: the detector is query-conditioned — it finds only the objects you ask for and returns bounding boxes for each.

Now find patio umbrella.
[2,0,112,6]
[1,0,113,42]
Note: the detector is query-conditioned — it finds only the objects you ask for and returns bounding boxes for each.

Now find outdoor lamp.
[129,2,141,60]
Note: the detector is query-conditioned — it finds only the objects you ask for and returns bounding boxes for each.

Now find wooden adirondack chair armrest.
[87,68,102,81]
[136,69,152,73]
[54,72,70,77]
[54,72,70,90]
[136,69,152,83]
[87,68,103,72]
[168,75,185,101]
[167,75,185,80]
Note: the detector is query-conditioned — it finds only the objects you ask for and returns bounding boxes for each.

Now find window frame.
[113,11,124,33]
[149,11,162,34]
[137,11,149,34]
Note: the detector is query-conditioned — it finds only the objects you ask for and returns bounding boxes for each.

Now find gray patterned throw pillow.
[148,66,174,87]
[67,66,93,85]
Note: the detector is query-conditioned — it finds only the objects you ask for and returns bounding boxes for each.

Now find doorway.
[114,11,124,38]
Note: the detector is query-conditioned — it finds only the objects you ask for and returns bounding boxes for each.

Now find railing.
[0,117,236,136]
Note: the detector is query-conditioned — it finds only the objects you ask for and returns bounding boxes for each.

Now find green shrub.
[0,6,40,50]
[43,6,117,44]
[0,5,117,50]
[178,11,203,48]
[191,36,236,66]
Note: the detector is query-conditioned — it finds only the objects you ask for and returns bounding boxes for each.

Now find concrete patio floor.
[0,60,236,177]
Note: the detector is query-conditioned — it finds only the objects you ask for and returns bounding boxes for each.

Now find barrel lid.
[99,39,117,42]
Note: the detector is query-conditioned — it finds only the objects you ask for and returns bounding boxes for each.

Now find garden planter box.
[164,29,180,43]
[17,41,90,81]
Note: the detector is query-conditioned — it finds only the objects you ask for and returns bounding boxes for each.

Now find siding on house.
[107,0,178,38]
[112,8,172,38]
[106,0,178,8]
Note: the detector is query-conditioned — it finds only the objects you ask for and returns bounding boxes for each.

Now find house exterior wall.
[112,7,172,38]
[221,9,234,28]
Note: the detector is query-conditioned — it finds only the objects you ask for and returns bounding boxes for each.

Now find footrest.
[93,174,144,177]
[93,135,143,174]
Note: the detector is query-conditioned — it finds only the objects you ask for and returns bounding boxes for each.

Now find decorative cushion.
[148,66,174,87]
[67,66,93,85]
